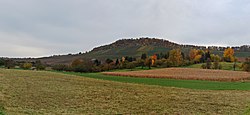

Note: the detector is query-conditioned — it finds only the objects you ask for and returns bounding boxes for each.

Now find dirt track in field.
[103,68,250,82]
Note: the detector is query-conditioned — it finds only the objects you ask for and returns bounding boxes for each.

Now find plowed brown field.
[103,68,250,82]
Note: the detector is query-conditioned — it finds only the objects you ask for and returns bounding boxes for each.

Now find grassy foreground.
[1,69,250,114]
[63,72,250,90]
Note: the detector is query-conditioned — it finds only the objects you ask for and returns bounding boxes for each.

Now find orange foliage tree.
[223,48,235,62]
[189,49,204,63]
[189,49,198,61]
[151,54,157,65]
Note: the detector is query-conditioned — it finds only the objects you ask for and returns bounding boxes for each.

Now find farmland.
[65,72,250,90]
[1,69,250,114]
[103,68,250,82]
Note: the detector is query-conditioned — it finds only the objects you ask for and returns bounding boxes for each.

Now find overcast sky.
[1,0,250,57]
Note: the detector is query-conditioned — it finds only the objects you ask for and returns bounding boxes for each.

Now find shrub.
[155,59,164,67]
[206,58,212,69]
[21,63,33,70]
[136,59,145,69]
[52,64,69,71]
[212,61,222,70]
[36,65,46,70]
[182,60,193,66]
[126,62,136,69]
[35,60,46,70]
[4,59,15,69]
[201,64,206,69]
[144,58,152,69]
[201,59,214,69]
[162,59,173,68]
[242,58,250,72]
[242,63,250,72]
[91,66,102,72]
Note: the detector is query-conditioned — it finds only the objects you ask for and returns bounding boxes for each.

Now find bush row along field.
[103,68,250,82]
[1,69,250,114]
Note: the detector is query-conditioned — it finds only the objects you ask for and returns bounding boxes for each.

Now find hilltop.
[13,38,250,65]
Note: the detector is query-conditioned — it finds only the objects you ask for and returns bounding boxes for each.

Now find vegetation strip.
[61,72,250,90]
[103,68,250,82]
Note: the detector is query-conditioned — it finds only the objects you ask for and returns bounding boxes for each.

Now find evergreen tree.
[141,53,147,60]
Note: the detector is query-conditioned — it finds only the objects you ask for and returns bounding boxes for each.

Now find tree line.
[51,48,250,72]
[0,48,249,72]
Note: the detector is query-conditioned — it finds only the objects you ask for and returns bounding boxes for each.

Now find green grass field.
[1,68,250,114]
[186,62,243,71]
[62,72,250,90]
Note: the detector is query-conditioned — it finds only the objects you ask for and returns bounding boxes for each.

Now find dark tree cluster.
[242,58,250,72]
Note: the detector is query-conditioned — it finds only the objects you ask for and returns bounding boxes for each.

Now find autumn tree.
[168,49,183,66]
[121,57,126,63]
[21,63,32,70]
[211,54,221,62]
[210,54,222,70]
[71,59,84,72]
[194,55,202,63]
[71,59,83,67]
[151,54,157,66]
[223,48,235,62]
[189,49,197,61]
[71,59,93,72]
[144,58,152,69]
[189,49,205,63]
[242,58,250,72]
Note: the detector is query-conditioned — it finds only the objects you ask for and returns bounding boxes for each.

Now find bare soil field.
[103,68,250,82]
[1,69,250,114]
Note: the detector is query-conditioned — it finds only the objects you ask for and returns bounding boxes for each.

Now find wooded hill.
[13,38,250,65]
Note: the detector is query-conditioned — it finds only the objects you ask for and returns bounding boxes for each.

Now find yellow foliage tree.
[194,55,202,62]
[189,49,204,62]
[22,63,32,69]
[223,48,235,62]
[168,49,183,66]
[211,54,221,62]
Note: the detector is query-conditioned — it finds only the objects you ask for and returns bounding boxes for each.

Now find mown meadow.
[0,68,250,114]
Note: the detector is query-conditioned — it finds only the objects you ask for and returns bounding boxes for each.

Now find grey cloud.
[0,0,250,57]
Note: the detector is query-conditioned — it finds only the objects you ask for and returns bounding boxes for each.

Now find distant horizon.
[2,37,250,58]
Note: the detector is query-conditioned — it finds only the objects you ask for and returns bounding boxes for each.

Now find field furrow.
[103,68,250,82]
